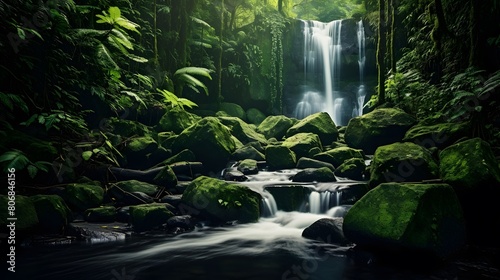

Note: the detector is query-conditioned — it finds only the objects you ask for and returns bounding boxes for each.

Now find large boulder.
[172,117,236,170]
[129,203,174,231]
[265,145,296,170]
[0,195,39,232]
[64,183,104,211]
[162,149,196,165]
[403,122,469,150]
[257,115,297,140]
[345,108,416,154]
[181,176,261,223]
[343,183,466,260]
[232,145,265,161]
[335,158,366,180]
[30,195,72,233]
[313,147,364,168]
[84,206,117,223]
[370,142,439,188]
[106,117,151,138]
[220,102,246,120]
[123,136,158,168]
[286,112,339,145]
[296,157,335,172]
[156,106,201,134]
[246,108,266,125]
[292,167,336,182]
[110,180,159,197]
[237,159,259,175]
[439,138,500,245]
[219,117,267,145]
[302,218,348,245]
[282,133,323,159]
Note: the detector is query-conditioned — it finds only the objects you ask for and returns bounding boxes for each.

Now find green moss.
[64,183,104,211]
[292,167,336,182]
[313,147,364,168]
[265,145,296,170]
[163,149,196,165]
[0,195,39,231]
[112,180,159,196]
[282,133,323,159]
[335,158,366,180]
[156,106,201,134]
[257,115,297,140]
[220,102,247,120]
[403,122,468,149]
[296,157,335,172]
[237,159,259,175]
[129,204,173,231]
[30,195,72,233]
[84,206,116,223]
[286,112,339,145]
[126,136,158,153]
[181,176,261,223]
[219,116,268,145]
[108,117,151,138]
[246,108,266,125]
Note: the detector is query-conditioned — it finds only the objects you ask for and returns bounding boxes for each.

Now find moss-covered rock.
[30,195,72,233]
[292,167,336,182]
[313,147,364,168]
[237,159,259,175]
[257,115,297,140]
[370,142,439,188]
[343,183,466,260]
[181,176,261,223]
[0,195,39,231]
[439,138,500,190]
[265,145,297,170]
[107,117,151,138]
[152,165,178,187]
[111,180,159,197]
[220,102,247,120]
[296,157,335,172]
[172,117,236,170]
[219,117,267,145]
[129,203,174,231]
[123,136,158,169]
[345,108,416,154]
[232,145,266,161]
[302,218,348,245]
[84,206,116,223]
[162,149,196,165]
[286,112,339,145]
[282,133,323,159]
[335,158,366,180]
[403,122,469,150]
[155,106,201,134]
[64,183,104,211]
[157,132,176,149]
[246,108,266,125]
[264,185,310,211]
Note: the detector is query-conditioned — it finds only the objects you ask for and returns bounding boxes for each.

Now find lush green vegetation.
[0,0,499,184]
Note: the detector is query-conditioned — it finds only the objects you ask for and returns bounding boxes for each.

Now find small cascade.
[355,20,366,117]
[333,98,344,126]
[294,91,323,119]
[308,190,342,214]
[261,191,278,217]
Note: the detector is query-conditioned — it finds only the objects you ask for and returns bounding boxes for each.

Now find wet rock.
[345,108,416,154]
[0,195,38,231]
[64,183,104,211]
[84,206,116,223]
[296,157,335,172]
[282,132,323,159]
[292,167,336,182]
[169,161,204,179]
[111,180,159,197]
[181,176,261,223]
[30,195,72,233]
[404,122,469,150]
[219,116,267,145]
[155,106,201,134]
[286,112,339,145]
[257,115,297,140]
[335,158,366,180]
[129,203,174,232]
[302,218,348,245]
[123,136,158,169]
[237,159,259,175]
[369,142,439,188]
[172,117,236,171]
[265,185,310,211]
[343,183,466,260]
[116,206,130,223]
[162,149,196,165]
[313,146,364,168]
[232,145,265,161]
[246,108,266,125]
[220,102,247,121]
[167,215,195,231]
[159,195,183,208]
[265,145,297,170]
[223,170,248,182]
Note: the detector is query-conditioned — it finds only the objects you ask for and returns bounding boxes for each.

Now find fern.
[173,67,213,95]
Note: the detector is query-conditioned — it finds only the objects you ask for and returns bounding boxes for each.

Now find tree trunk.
[377,0,387,104]
[278,0,283,13]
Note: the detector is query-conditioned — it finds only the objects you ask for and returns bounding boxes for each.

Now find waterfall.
[308,190,342,214]
[261,191,278,217]
[293,91,323,119]
[301,20,342,124]
[356,20,366,117]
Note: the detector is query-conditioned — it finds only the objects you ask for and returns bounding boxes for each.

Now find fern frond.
[174,67,213,80]
[176,73,208,95]
[0,149,30,172]
[97,43,119,70]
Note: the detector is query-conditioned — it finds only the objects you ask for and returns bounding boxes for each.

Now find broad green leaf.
[108,7,121,20]
[177,73,208,95]
[115,18,140,33]
[27,165,38,178]
[110,29,133,49]
[0,150,30,171]
[174,67,213,80]
[82,151,93,161]
[177,98,198,108]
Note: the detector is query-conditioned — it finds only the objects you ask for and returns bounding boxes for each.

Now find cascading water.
[355,20,366,117]
[299,20,343,124]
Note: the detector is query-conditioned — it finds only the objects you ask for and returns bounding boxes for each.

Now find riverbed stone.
[345,108,416,154]
[156,106,201,134]
[370,142,439,188]
[302,218,348,245]
[0,195,38,231]
[64,183,104,211]
[335,158,366,180]
[343,183,466,260]
[265,145,296,170]
[313,146,364,168]
[162,149,196,165]
[30,195,72,233]
[111,180,159,197]
[181,176,261,223]
[286,112,339,145]
[84,206,116,223]
[257,115,297,140]
[237,159,259,175]
[296,157,335,172]
[219,116,267,145]
[220,102,247,120]
[232,145,265,161]
[172,117,236,170]
[282,132,323,159]
[403,122,469,150]
[246,108,266,125]
[129,203,174,231]
[292,167,336,182]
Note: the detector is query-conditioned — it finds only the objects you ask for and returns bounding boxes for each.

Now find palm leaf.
[0,150,30,171]
[176,73,208,95]
[191,16,212,29]
[174,67,213,80]
[115,17,140,33]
